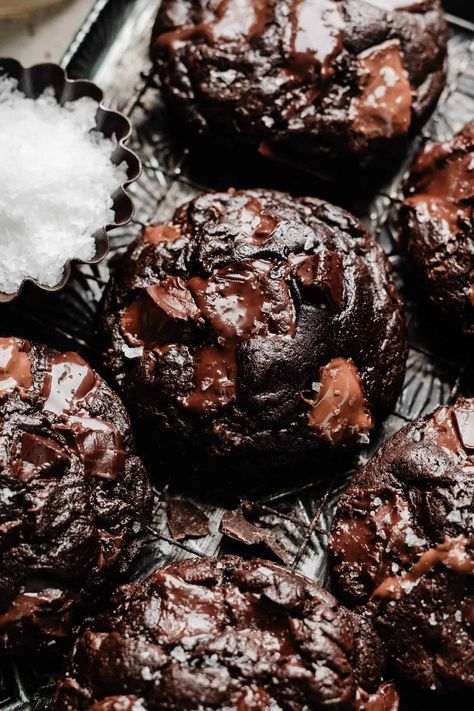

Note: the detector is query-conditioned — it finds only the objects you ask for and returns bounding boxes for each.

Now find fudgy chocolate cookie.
[0,337,153,651]
[400,122,474,337]
[54,555,399,710]
[329,398,474,694]
[100,189,407,476]
[150,0,447,178]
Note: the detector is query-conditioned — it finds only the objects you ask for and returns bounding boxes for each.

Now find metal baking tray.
[1,0,473,709]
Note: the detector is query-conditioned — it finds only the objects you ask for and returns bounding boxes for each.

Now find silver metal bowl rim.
[0,58,142,303]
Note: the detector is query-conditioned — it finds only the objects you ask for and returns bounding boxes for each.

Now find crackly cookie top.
[101,189,407,472]
[0,337,153,650]
[400,121,474,337]
[330,398,474,693]
[150,0,447,173]
[54,555,399,710]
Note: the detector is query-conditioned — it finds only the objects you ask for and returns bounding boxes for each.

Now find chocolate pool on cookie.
[54,556,399,710]
[0,337,153,651]
[100,189,407,477]
[150,0,447,178]
[330,398,474,694]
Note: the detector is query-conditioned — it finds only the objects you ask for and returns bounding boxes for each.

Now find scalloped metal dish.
[0,1,473,710]
[0,57,141,302]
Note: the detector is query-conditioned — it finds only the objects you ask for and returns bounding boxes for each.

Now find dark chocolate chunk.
[0,336,33,396]
[352,40,411,140]
[303,357,373,445]
[290,250,345,309]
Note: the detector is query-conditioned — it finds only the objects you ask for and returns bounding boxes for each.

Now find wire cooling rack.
[0,1,473,709]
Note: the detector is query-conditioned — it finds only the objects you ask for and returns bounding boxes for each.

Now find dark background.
[444,1,474,22]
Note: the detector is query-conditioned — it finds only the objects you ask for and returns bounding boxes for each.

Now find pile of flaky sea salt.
[0,76,127,293]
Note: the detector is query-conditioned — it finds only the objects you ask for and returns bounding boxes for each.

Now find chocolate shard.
[167,498,209,541]
[147,278,199,321]
[220,503,288,564]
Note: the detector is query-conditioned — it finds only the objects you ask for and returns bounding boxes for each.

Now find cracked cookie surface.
[54,555,399,710]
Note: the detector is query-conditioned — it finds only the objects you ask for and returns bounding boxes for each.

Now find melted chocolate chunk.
[454,403,474,451]
[305,357,373,445]
[157,0,270,48]
[120,279,199,348]
[286,0,344,82]
[210,0,270,42]
[352,40,412,140]
[143,224,182,244]
[147,278,199,321]
[330,398,474,693]
[372,536,474,600]
[188,260,295,340]
[331,492,413,595]
[40,353,125,480]
[167,498,209,540]
[356,682,399,711]
[290,250,345,308]
[42,353,97,416]
[54,556,398,711]
[120,293,167,347]
[425,401,474,471]
[0,337,32,396]
[183,260,296,414]
[237,197,279,243]
[0,589,75,639]
[404,147,474,233]
[65,418,126,481]
[13,432,66,483]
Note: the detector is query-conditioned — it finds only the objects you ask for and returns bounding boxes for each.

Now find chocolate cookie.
[0,337,153,651]
[400,122,474,337]
[100,189,407,477]
[54,555,399,710]
[329,398,474,694]
[150,0,447,178]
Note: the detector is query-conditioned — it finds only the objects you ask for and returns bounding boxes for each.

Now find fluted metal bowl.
[0,58,141,303]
